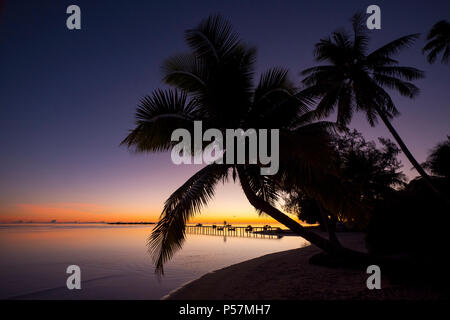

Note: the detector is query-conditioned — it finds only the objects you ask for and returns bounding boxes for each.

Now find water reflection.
[0,224,308,299]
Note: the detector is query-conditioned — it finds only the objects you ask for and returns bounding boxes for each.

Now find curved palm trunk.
[376,108,441,196]
[237,168,366,259]
[317,201,341,246]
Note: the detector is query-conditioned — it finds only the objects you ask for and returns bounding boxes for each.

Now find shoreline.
[165,232,444,300]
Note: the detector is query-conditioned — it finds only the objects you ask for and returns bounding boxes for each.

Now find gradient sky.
[0,0,449,223]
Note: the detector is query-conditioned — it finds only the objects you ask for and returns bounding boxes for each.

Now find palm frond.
[372,66,425,81]
[254,68,292,103]
[238,166,279,211]
[162,54,208,95]
[251,68,311,128]
[313,37,342,63]
[423,38,449,64]
[121,89,199,152]
[185,14,240,62]
[352,78,398,123]
[443,46,450,64]
[289,109,324,128]
[292,120,338,136]
[148,164,229,274]
[351,12,369,56]
[311,84,341,119]
[373,74,420,98]
[368,34,420,60]
[301,65,337,77]
[425,20,450,41]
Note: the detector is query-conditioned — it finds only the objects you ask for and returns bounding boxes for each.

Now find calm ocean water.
[0,224,308,299]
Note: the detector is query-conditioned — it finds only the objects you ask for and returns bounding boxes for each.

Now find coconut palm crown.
[122,15,345,274]
[300,13,443,195]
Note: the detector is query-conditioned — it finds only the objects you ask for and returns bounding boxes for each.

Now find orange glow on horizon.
[0,202,304,225]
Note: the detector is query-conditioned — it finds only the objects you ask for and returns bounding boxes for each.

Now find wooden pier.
[185,224,281,239]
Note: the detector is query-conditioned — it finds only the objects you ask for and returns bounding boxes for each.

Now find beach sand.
[166,232,444,300]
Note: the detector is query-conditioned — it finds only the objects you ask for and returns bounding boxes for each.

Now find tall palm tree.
[423,20,450,64]
[122,15,365,274]
[300,13,441,195]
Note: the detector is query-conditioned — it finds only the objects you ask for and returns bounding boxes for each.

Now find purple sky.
[0,0,449,222]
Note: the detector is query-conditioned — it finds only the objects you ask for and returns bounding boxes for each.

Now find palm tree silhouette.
[300,13,441,195]
[423,20,450,64]
[122,15,362,274]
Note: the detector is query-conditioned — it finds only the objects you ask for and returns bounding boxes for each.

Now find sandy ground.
[166,232,445,300]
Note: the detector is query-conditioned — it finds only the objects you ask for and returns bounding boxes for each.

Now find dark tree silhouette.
[423,136,450,180]
[283,130,405,232]
[283,191,322,225]
[423,20,450,64]
[282,189,341,245]
[333,130,406,201]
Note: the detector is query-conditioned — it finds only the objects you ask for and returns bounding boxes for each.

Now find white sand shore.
[165,232,444,300]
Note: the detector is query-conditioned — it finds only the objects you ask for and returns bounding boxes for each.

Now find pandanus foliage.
[122,15,364,274]
[300,13,443,195]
